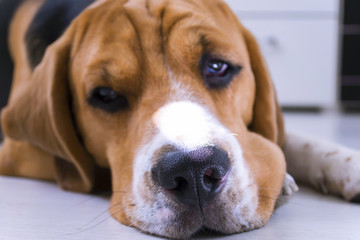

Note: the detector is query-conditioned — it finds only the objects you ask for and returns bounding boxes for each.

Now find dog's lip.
[153,203,230,238]
[194,226,227,238]
[152,203,224,238]
[149,171,253,238]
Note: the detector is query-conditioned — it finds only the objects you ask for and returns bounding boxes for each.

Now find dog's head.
[2,0,286,238]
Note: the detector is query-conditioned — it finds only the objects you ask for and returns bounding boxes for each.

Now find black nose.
[151,146,230,207]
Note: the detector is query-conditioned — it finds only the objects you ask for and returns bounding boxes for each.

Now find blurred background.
[225,0,359,111]
[224,0,360,148]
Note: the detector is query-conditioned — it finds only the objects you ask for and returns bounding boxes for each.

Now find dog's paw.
[282,173,299,196]
[284,132,360,203]
[312,149,360,203]
[275,173,298,208]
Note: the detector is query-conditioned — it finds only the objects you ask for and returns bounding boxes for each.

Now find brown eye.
[200,56,242,89]
[88,87,129,113]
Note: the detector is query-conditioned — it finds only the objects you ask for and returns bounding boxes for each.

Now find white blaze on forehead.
[153,101,222,150]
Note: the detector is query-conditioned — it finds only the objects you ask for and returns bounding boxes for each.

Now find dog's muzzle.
[151,146,230,207]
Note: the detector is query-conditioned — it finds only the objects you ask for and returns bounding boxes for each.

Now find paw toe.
[282,173,299,196]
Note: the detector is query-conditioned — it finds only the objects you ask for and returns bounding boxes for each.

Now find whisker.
[257,187,284,191]
[117,164,133,176]
[77,201,124,230]
[66,193,111,210]
[128,218,139,229]
[226,133,238,137]
[258,195,279,201]
[243,182,283,192]
[66,190,125,209]
[257,209,275,217]
[67,208,126,235]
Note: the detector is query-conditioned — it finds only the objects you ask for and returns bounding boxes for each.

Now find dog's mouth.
[194,226,230,238]
[133,186,260,240]
[127,148,262,238]
[127,162,260,239]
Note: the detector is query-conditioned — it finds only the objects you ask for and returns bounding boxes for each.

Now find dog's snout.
[152,146,229,207]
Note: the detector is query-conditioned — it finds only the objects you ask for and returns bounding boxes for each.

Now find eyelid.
[200,54,243,89]
[88,86,130,113]
[202,54,241,69]
[203,57,242,76]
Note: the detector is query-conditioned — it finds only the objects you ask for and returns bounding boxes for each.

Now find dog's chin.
[110,193,266,239]
[110,199,204,239]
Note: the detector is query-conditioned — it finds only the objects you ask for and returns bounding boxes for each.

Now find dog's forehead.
[78,0,245,61]
[72,0,249,94]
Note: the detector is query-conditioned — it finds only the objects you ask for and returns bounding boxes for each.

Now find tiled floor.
[0,111,359,240]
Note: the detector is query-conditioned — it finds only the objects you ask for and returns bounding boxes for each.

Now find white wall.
[224,0,340,108]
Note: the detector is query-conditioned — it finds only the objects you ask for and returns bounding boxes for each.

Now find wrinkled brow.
[84,59,141,93]
[85,61,116,85]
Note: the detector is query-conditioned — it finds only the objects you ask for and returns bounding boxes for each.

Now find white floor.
[284,110,360,149]
[1,111,360,240]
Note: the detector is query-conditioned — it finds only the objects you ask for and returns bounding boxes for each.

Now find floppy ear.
[1,28,94,192]
[241,26,285,147]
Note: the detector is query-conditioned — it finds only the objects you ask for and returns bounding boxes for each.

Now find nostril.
[204,169,214,177]
[173,177,189,191]
[152,165,191,192]
[204,169,220,183]
[151,146,230,207]
[203,168,226,191]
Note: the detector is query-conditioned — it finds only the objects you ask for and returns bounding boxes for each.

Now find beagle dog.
[0,0,359,238]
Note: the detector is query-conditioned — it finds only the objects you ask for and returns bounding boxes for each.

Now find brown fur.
[0,0,286,236]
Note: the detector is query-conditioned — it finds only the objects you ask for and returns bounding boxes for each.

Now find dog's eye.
[88,87,129,113]
[201,57,241,89]
[206,60,229,77]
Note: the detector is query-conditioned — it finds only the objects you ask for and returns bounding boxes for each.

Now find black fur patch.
[25,0,94,69]
[0,0,23,110]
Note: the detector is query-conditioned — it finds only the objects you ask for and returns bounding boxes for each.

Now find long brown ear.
[241,26,285,147]
[1,28,94,192]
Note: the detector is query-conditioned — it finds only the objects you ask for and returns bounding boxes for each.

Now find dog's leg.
[283,131,360,203]
[0,138,56,181]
